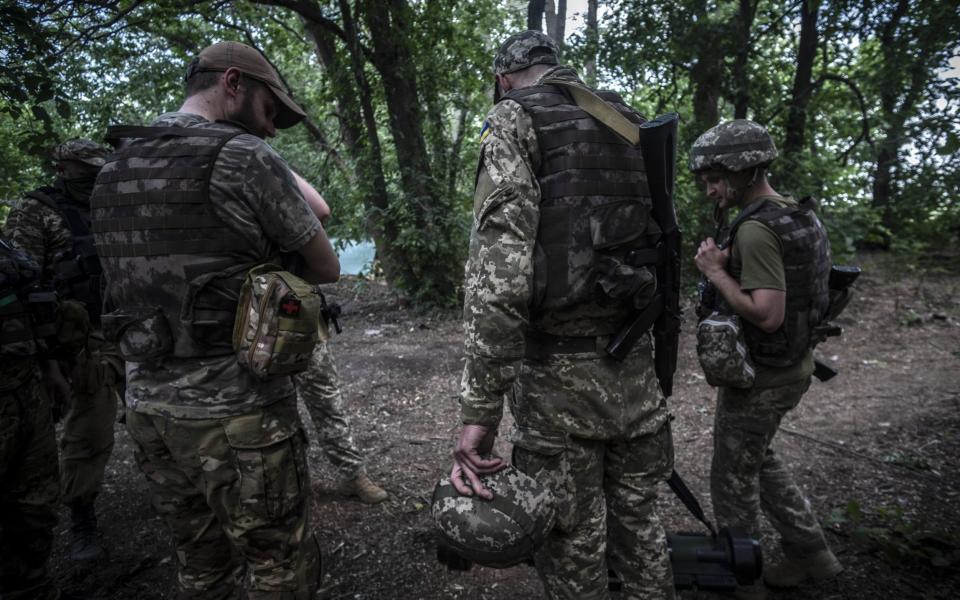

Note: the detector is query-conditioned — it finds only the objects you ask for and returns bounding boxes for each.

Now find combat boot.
[337,473,388,504]
[68,500,101,561]
[763,548,842,588]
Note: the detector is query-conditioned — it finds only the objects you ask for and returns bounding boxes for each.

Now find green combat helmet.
[689,119,778,173]
[493,30,559,75]
[432,465,556,568]
[52,138,110,168]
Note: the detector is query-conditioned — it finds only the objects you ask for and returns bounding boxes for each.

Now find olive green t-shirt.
[729,195,814,388]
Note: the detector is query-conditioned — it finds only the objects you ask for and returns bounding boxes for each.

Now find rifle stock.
[605,113,682,398]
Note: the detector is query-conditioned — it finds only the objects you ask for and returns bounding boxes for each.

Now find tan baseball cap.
[192,41,306,129]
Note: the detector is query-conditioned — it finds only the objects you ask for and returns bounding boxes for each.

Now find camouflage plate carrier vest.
[726,198,831,367]
[91,123,261,359]
[24,185,103,324]
[502,85,660,337]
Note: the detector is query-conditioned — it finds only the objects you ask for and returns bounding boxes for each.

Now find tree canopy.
[2,0,958,304]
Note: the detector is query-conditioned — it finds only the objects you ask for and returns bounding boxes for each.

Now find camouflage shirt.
[122,112,322,419]
[4,181,76,284]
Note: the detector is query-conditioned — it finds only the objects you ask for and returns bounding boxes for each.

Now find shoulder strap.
[540,79,640,146]
[725,199,776,247]
[105,124,242,144]
[667,470,717,535]
[24,187,61,213]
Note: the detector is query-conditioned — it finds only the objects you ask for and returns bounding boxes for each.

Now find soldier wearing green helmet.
[691,120,841,600]
[451,29,675,599]
[4,137,123,563]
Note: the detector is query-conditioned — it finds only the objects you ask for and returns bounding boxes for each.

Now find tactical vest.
[726,198,831,367]
[24,185,103,324]
[91,123,260,359]
[501,85,660,337]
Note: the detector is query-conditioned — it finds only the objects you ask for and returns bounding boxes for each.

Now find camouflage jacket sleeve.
[459,100,541,426]
[209,133,322,254]
[3,197,69,281]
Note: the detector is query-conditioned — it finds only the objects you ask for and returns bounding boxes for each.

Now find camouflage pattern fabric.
[0,372,60,600]
[432,465,556,567]
[294,341,365,479]
[696,311,756,388]
[124,396,320,599]
[234,268,326,379]
[120,112,322,420]
[4,186,73,284]
[711,378,831,559]
[689,119,778,173]
[460,64,674,598]
[60,332,123,505]
[493,30,560,74]
[5,186,122,509]
[52,138,109,167]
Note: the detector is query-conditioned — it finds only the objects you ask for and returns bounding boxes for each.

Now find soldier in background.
[691,120,842,600]
[92,41,338,598]
[450,31,675,599]
[0,235,67,599]
[291,179,387,505]
[4,138,121,561]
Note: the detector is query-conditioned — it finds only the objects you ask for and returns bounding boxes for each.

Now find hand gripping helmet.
[689,119,778,173]
[432,465,556,568]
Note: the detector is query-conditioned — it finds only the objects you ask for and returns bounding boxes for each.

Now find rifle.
[605,113,682,398]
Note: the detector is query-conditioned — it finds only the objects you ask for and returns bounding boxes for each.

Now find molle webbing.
[92,125,248,258]
[728,200,830,367]
[500,84,657,336]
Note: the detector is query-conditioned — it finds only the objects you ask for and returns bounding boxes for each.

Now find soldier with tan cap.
[91,40,338,599]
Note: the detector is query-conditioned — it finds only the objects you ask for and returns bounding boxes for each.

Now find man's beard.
[228,89,264,137]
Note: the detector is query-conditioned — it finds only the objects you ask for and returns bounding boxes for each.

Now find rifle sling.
[667,469,717,536]
[541,79,641,146]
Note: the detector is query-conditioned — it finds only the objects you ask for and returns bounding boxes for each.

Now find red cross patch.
[279,296,302,317]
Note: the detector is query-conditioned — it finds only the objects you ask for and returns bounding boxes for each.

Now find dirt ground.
[50,252,960,599]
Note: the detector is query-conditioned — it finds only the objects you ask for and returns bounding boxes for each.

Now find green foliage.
[0,0,958,305]
[826,500,960,569]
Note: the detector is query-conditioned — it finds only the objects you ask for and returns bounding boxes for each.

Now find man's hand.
[451,424,506,500]
[44,359,71,421]
[695,237,730,279]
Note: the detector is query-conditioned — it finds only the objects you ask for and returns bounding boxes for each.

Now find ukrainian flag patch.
[479,120,491,144]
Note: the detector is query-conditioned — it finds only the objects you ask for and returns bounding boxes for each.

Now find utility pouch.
[233,264,326,379]
[696,311,755,388]
[101,307,174,362]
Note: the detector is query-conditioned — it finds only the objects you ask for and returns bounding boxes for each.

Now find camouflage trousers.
[294,341,365,480]
[61,336,123,506]
[125,395,321,600]
[711,377,830,559]
[509,348,675,600]
[0,370,60,600]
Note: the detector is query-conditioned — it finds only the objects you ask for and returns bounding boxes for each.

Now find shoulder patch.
[479,120,491,144]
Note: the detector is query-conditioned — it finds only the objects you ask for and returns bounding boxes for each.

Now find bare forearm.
[706,269,781,332]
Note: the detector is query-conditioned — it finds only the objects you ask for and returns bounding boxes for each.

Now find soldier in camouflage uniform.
[296,341,388,504]
[450,31,675,599]
[691,120,842,600]
[0,235,66,599]
[4,137,122,561]
[91,41,339,599]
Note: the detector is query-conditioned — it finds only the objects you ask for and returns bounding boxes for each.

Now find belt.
[524,332,615,361]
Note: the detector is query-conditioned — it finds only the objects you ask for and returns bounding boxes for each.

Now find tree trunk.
[527,0,545,31]
[732,0,754,119]
[544,0,566,48]
[584,0,598,86]
[783,0,819,160]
